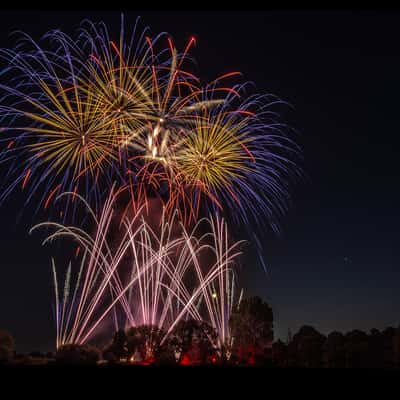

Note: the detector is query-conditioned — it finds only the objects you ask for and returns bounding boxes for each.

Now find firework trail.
[31,187,243,350]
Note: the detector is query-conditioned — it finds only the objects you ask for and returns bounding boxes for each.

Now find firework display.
[32,187,241,352]
[0,15,300,356]
[0,16,299,229]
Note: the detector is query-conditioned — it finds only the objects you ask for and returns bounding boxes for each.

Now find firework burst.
[0,16,300,234]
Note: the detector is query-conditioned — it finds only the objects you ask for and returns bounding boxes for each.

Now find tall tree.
[393,325,400,369]
[126,325,164,361]
[382,327,396,368]
[323,331,345,368]
[103,329,128,362]
[168,319,218,364]
[272,339,288,367]
[368,329,384,368]
[0,330,14,364]
[229,296,273,362]
[344,330,369,368]
[290,325,326,368]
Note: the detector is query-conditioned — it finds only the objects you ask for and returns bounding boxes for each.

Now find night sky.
[0,9,399,353]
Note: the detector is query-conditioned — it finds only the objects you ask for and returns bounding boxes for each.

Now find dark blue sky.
[0,10,399,352]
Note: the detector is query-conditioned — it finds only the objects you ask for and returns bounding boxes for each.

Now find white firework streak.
[31,186,244,351]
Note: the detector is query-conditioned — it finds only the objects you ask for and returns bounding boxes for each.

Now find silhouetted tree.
[290,325,326,368]
[323,331,345,368]
[394,325,400,369]
[272,339,288,367]
[103,329,128,362]
[229,296,273,363]
[344,330,369,368]
[0,330,14,364]
[367,329,384,368]
[56,344,100,365]
[154,348,177,366]
[168,319,218,364]
[126,325,164,361]
[382,327,396,368]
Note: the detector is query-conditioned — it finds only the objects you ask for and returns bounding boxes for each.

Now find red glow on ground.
[140,357,155,366]
[248,354,256,365]
[180,354,192,366]
[210,355,218,364]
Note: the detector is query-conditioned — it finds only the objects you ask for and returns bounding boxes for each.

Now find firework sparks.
[32,187,243,350]
[0,15,302,357]
[0,16,300,232]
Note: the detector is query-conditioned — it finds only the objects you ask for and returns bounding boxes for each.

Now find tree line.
[1,296,399,367]
[273,325,400,368]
